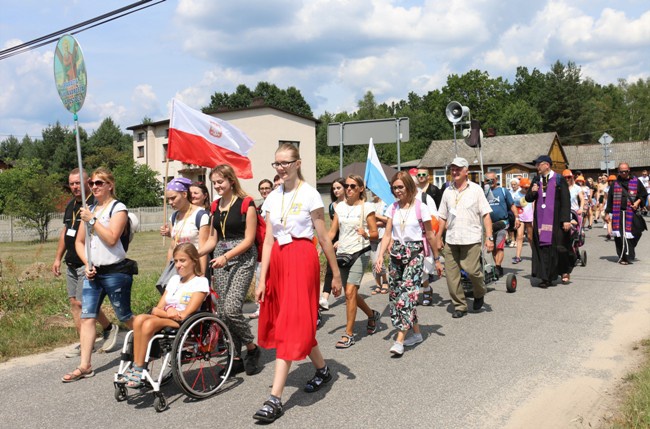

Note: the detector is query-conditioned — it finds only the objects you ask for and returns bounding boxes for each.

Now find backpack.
[107,201,138,252]
[241,196,266,262]
[211,196,266,262]
[171,208,208,231]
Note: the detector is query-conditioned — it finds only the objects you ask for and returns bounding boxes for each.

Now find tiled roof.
[419,132,559,168]
[563,140,650,170]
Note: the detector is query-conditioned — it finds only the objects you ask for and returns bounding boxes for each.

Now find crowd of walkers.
[53,151,648,422]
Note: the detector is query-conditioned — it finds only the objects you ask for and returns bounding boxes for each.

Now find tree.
[203,82,313,117]
[0,159,64,242]
[113,157,162,207]
[88,117,132,152]
[497,100,543,135]
[0,135,21,160]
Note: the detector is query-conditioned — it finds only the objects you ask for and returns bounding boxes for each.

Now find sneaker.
[244,346,262,375]
[319,296,329,311]
[101,323,120,352]
[509,242,516,248]
[403,333,423,347]
[389,341,404,356]
[248,304,260,319]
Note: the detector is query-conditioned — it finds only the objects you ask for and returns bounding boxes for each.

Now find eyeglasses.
[343,183,358,190]
[391,185,405,191]
[88,180,106,187]
[271,160,296,169]
[416,173,428,178]
[619,170,630,174]
[259,187,272,191]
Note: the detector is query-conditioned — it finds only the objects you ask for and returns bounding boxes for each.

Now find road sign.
[327,118,409,146]
[600,160,615,170]
[598,133,613,146]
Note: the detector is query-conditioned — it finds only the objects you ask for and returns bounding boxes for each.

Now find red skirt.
[258,238,320,361]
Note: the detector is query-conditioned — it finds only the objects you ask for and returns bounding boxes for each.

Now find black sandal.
[421,288,433,306]
[304,366,332,393]
[367,310,380,335]
[253,398,283,423]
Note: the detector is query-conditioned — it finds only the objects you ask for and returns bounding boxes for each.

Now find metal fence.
[0,206,170,242]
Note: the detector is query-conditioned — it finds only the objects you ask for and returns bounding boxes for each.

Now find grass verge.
[611,339,650,428]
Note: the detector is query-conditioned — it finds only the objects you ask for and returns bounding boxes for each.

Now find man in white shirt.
[437,158,493,318]
[639,170,650,215]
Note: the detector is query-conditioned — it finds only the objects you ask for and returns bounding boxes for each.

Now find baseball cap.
[533,155,552,165]
[450,157,469,168]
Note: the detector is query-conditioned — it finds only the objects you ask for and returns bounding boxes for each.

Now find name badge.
[66,228,77,238]
[219,241,234,250]
[277,234,293,246]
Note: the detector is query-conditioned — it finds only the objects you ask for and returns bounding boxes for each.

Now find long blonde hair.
[276,143,304,181]
[210,164,248,199]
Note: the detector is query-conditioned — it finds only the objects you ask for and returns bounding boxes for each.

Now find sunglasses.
[416,173,428,178]
[88,180,106,187]
[619,170,630,173]
[392,185,405,191]
[343,183,358,189]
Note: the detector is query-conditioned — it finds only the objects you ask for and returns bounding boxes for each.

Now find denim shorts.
[66,264,85,299]
[81,272,133,322]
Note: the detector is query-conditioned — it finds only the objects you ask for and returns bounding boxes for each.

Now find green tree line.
[0,118,161,241]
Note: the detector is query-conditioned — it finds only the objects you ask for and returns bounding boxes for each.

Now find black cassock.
[525,174,574,282]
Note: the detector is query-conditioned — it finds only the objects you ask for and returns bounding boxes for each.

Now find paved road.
[2,222,650,428]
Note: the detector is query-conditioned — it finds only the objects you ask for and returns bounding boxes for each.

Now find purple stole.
[536,174,557,246]
[612,178,637,236]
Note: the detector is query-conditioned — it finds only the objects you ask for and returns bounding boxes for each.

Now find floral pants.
[388,241,424,331]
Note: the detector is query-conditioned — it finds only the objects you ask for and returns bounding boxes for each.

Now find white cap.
[450,157,469,168]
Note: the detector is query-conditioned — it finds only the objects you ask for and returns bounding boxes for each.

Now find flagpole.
[162,157,169,247]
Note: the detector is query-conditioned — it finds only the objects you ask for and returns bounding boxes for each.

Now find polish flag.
[168,98,254,178]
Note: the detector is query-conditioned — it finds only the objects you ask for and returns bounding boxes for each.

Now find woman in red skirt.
[253,143,342,423]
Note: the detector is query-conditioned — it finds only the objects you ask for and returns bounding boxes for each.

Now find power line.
[0,0,166,61]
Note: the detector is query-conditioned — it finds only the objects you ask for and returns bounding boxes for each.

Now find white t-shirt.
[90,200,127,266]
[389,200,432,244]
[569,184,582,212]
[639,175,650,191]
[164,275,209,312]
[335,201,375,254]
[169,208,209,249]
[372,200,388,239]
[262,181,324,240]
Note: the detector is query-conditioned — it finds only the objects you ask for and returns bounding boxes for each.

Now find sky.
[1,0,649,140]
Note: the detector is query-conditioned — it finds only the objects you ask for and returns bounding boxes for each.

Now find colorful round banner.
[53,35,87,113]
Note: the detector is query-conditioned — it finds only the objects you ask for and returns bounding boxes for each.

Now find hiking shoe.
[319,296,329,310]
[403,333,423,347]
[101,323,120,352]
[244,346,262,375]
[304,366,332,393]
[389,341,404,356]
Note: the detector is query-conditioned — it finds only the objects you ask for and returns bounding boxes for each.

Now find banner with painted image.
[53,35,87,113]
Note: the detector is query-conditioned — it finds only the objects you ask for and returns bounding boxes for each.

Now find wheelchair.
[113,290,235,412]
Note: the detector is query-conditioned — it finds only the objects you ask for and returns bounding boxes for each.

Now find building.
[563,140,650,179]
[127,101,319,198]
[418,132,568,188]
[316,161,398,203]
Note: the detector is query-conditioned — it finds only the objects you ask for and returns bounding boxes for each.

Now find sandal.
[304,366,332,393]
[380,284,389,294]
[561,274,570,284]
[124,366,145,389]
[619,261,629,265]
[253,398,284,423]
[335,334,355,349]
[367,310,380,335]
[421,288,433,306]
[371,287,380,295]
[62,367,95,383]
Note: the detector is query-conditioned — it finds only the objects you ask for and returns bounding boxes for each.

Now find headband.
[166,177,192,192]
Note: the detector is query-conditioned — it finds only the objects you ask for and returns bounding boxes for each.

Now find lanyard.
[71,195,92,226]
[280,181,303,227]
[90,199,113,235]
[453,182,469,207]
[219,196,237,239]
[173,206,194,245]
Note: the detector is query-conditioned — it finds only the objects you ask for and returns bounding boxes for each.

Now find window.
[137,146,144,158]
[279,140,300,149]
[163,144,168,162]
[433,169,446,188]
[137,132,145,142]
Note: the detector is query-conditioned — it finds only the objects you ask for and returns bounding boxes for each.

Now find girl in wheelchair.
[120,243,209,388]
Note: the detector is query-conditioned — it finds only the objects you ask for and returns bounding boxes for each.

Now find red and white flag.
[168,98,254,178]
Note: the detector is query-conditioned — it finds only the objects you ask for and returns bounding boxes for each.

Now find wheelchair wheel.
[171,312,234,399]
[580,250,587,267]
[114,384,128,402]
[153,393,167,412]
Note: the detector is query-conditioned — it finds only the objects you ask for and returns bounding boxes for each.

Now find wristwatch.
[487,236,494,241]
[88,217,96,226]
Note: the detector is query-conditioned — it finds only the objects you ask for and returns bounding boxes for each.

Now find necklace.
[173,205,194,245]
[280,181,303,227]
[398,202,412,233]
